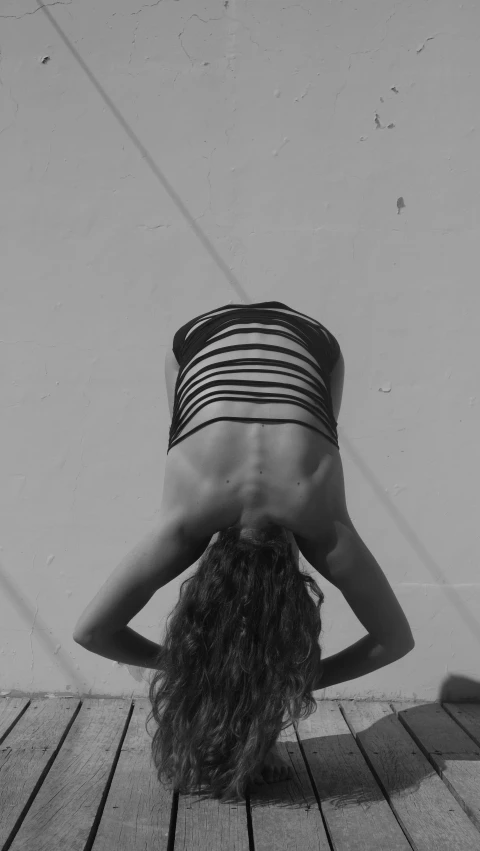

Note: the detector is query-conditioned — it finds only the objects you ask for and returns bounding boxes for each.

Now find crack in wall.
[0,1,71,19]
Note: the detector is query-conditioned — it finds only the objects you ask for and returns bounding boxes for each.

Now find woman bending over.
[73,301,414,801]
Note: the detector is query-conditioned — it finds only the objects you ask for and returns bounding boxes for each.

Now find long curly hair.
[145,524,325,801]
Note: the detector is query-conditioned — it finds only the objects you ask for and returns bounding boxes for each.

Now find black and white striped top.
[167,301,341,454]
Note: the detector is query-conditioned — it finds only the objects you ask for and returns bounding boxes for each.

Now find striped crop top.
[167,301,341,454]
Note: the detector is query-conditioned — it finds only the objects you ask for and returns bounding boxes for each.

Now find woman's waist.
[174,396,333,441]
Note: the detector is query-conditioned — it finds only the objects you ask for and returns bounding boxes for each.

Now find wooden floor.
[1,698,480,851]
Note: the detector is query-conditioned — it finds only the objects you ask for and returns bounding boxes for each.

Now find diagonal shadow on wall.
[339,430,480,654]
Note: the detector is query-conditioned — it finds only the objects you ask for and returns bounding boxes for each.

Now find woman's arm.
[300,477,415,690]
[74,625,165,670]
[323,522,415,654]
[314,635,412,690]
[72,516,210,644]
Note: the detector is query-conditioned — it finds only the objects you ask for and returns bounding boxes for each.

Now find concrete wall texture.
[1,0,479,701]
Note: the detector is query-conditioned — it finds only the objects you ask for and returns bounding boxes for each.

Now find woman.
[73,300,414,802]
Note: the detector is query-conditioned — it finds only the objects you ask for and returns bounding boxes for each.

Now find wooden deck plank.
[175,790,249,850]
[0,697,80,849]
[0,697,30,743]
[341,700,480,851]
[391,701,480,833]
[7,698,131,851]
[3,698,477,851]
[248,721,331,851]
[442,703,480,748]
[91,699,174,850]
[296,700,412,851]
[174,746,250,851]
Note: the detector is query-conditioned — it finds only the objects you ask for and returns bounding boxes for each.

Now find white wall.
[1,0,479,700]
